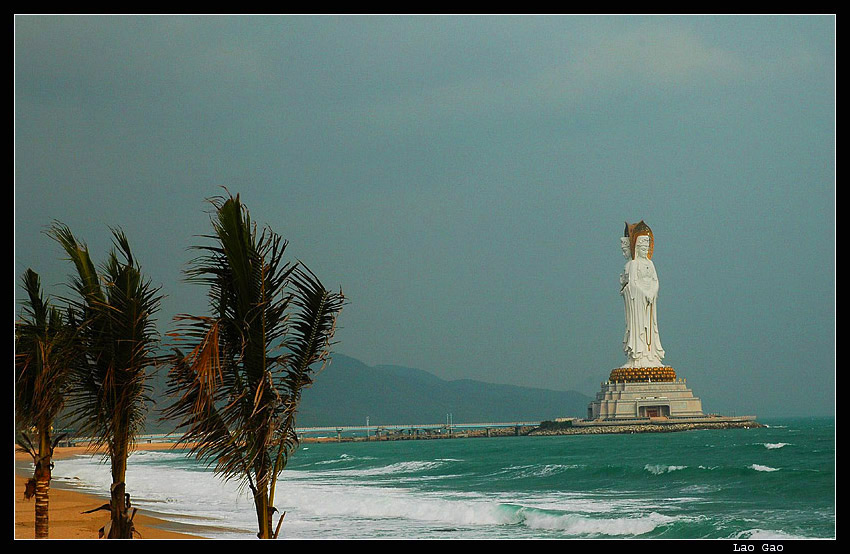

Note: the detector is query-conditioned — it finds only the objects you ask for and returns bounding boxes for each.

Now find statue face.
[636,236,650,258]
[620,237,631,258]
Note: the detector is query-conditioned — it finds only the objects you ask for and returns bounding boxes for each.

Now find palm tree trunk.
[107,439,135,539]
[107,481,134,539]
[34,430,51,539]
[254,489,272,539]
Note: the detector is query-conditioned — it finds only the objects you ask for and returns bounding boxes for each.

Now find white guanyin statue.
[620,222,665,368]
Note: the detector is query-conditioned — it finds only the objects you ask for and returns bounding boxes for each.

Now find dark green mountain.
[296,354,591,427]
[137,353,591,433]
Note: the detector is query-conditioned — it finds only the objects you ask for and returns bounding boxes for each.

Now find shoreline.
[14,443,205,540]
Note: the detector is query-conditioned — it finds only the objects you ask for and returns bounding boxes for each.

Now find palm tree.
[49,223,162,539]
[15,269,76,538]
[162,192,344,539]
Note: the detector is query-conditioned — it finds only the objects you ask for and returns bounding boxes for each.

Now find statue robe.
[621,257,665,368]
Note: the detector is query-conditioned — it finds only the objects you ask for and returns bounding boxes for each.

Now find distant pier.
[57,416,763,447]
[296,421,541,442]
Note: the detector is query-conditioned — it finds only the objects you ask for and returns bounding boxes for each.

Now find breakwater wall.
[299,418,763,443]
[529,419,764,436]
[301,425,536,443]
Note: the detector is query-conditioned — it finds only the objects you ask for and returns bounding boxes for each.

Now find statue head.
[635,235,651,258]
[620,237,631,259]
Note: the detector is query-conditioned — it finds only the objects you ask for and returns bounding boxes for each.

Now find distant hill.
[297,354,591,427]
[137,353,591,433]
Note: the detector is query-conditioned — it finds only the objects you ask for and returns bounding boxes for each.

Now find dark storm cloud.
[15,15,835,417]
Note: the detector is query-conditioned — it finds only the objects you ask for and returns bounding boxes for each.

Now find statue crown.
[624,220,654,259]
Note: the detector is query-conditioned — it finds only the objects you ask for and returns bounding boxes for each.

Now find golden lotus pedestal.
[608,366,677,383]
[587,367,705,420]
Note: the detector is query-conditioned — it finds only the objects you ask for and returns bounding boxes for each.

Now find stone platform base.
[587,378,704,420]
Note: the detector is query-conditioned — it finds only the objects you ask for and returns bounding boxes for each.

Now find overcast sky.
[14,15,835,418]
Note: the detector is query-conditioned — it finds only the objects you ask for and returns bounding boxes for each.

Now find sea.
[35,417,834,540]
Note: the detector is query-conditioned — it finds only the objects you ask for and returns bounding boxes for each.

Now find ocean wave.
[644,464,687,475]
[762,442,790,450]
[496,464,581,479]
[337,460,446,476]
[732,528,819,540]
[308,453,352,463]
[127,449,186,462]
[526,464,580,478]
[51,453,256,528]
[749,464,780,472]
[504,492,670,515]
[396,474,464,483]
[519,508,679,536]
[281,487,677,537]
[680,484,721,494]
[312,454,376,466]
[284,486,515,527]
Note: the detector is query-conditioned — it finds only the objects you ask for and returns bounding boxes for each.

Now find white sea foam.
[732,528,817,540]
[276,485,679,538]
[521,510,679,536]
[51,451,258,536]
[48,451,679,539]
[498,492,655,515]
[749,464,780,472]
[395,474,464,483]
[644,464,687,475]
[534,464,581,476]
[313,458,347,465]
[335,460,446,476]
[283,460,448,482]
[273,484,522,534]
[312,454,371,465]
[680,484,721,494]
[495,464,580,480]
[763,442,790,449]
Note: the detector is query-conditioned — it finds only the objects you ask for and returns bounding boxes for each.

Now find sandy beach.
[15,436,396,539]
[14,443,203,539]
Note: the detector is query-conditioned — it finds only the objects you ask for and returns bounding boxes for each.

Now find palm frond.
[48,222,104,306]
[15,269,75,434]
[15,431,38,460]
[284,265,344,394]
[49,224,161,461]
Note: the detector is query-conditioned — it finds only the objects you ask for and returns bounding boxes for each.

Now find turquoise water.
[47,417,834,539]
